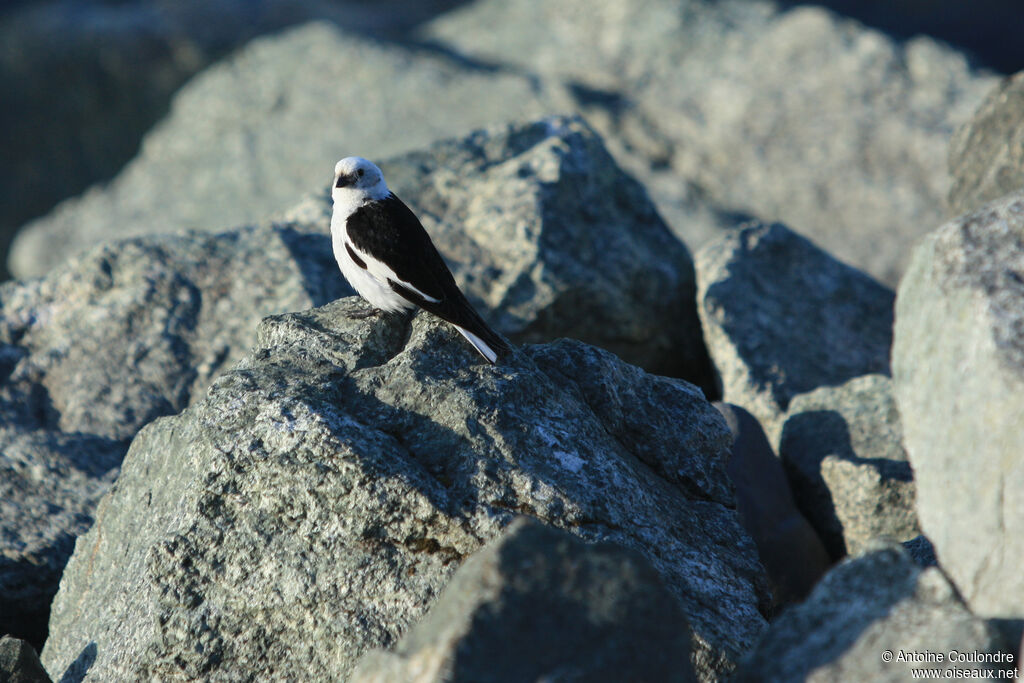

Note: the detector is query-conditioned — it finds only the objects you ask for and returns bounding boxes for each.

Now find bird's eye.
[357,169,364,177]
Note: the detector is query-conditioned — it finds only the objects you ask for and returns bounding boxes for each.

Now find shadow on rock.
[716,402,831,610]
[57,641,96,683]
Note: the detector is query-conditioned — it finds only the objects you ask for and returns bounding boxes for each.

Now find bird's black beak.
[335,173,356,189]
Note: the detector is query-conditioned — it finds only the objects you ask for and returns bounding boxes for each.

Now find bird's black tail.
[389,277,511,363]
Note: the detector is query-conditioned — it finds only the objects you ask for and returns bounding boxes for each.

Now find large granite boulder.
[779,375,919,559]
[948,71,1024,216]
[893,191,1024,619]
[696,222,894,445]
[424,0,995,285]
[0,0,462,278]
[8,22,570,278]
[351,518,697,683]
[41,299,769,682]
[734,543,1013,682]
[1,115,711,648]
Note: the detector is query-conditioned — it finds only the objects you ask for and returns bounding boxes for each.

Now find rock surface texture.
[41,299,768,682]
[351,518,698,683]
[2,116,710,649]
[0,224,345,648]
[893,191,1024,619]
[696,222,894,445]
[948,72,1024,216]
[423,0,994,285]
[0,0,464,277]
[779,375,918,558]
[8,22,570,278]
[11,2,995,287]
[733,543,1013,682]
[0,636,52,683]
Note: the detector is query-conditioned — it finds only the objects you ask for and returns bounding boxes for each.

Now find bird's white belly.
[331,218,413,313]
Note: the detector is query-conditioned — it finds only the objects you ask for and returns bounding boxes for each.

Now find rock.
[0,636,52,683]
[778,375,919,559]
[893,191,1024,619]
[948,72,1024,216]
[42,299,769,682]
[0,223,345,648]
[8,22,570,278]
[376,116,714,382]
[734,543,1014,682]
[0,0,463,278]
[350,518,697,683]
[714,403,830,608]
[696,222,894,446]
[423,0,995,285]
[2,116,712,648]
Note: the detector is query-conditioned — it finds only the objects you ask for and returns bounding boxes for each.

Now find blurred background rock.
[1,0,1021,282]
[0,0,469,281]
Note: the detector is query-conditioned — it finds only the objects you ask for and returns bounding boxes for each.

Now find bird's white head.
[332,156,389,203]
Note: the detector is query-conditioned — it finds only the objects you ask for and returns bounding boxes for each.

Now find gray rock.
[2,116,712,648]
[696,222,894,446]
[779,375,919,558]
[9,22,571,278]
[0,636,52,683]
[0,223,345,647]
[350,517,697,683]
[424,0,995,285]
[375,116,713,381]
[42,299,769,682]
[893,191,1024,619]
[0,0,463,278]
[733,543,1013,682]
[948,72,1024,216]
[715,402,830,608]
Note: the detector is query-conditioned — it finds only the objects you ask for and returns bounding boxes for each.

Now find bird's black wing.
[346,193,510,358]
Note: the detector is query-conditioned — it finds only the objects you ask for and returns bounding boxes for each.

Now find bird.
[329,156,510,363]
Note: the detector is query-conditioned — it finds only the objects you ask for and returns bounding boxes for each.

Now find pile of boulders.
[2,2,1023,681]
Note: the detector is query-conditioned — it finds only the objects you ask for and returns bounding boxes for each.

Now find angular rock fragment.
[948,71,1024,216]
[734,543,1012,682]
[696,222,893,445]
[779,375,918,558]
[351,518,697,683]
[0,636,52,683]
[893,191,1024,618]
